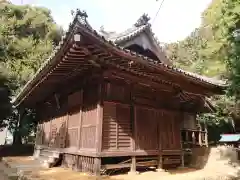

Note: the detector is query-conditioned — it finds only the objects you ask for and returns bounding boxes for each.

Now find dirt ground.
[0,156,235,180]
[2,147,240,180]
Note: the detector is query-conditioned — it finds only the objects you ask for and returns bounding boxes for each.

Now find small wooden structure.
[219,134,240,160]
[13,11,226,175]
[219,134,240,147]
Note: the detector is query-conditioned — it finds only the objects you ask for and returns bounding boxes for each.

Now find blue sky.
[10,0,212,43]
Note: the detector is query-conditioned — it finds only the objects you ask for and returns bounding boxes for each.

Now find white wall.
[0,127,13,145]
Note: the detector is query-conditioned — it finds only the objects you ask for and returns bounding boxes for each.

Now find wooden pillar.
[130,83,136,151]
[180,129,184,168]
[192,131,196,145]
[204,119,208,147]
[181,151,185,167]
[130,156,136,173]
[94,77,103,175]
[157,111,164,171]
[129,84,138,174]
[94,157,101,176]
[77,90,83,149]
[96,79,103,152]
[157,155,163,170]
[199,127,202,146]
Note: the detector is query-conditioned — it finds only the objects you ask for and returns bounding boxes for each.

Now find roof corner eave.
[11,10,87,107]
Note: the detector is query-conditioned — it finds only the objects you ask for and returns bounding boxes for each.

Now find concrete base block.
[128,171,139,175]
[33,149,40,160]
[42,161,51,168]
[156,168,165,172]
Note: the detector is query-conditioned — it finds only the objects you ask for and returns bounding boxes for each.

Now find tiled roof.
[219,134,240,142]
[12,10,227,106]
[99,24,150,43]
[97,18,226,87]
[171,69,227,86]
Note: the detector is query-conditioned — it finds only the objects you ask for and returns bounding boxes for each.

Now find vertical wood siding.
[104,81,130,103]
[62,154,95,173]
[160,111,181,150]
[67,91,82,148]
[135,106,158,150]
[81,106,97,149]
[66,107,80,148]
[80,83,99,149]
[36,77,184,161]
[182,113,197,129]
[102,102,131,150]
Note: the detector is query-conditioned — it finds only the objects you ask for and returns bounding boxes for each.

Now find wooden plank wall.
[182,113,197,130]
[102,79,182,153]
[135,106,158,150]
[102,102,131,150]
[161,111,181,150]
[36,81,99,151]
[36,77,183,155]
[81,83,98,149]
[66,106,80,148]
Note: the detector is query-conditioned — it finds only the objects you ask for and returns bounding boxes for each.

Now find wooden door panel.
[159,111,181,150]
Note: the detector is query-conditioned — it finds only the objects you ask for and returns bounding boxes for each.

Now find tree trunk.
[13,130,22,145]
[12,109,24,145]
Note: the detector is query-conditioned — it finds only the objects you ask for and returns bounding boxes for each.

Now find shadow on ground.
[0,144,34,157]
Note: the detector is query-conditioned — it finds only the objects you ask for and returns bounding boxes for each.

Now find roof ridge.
[12,9,83,105]
[114,24,150,43]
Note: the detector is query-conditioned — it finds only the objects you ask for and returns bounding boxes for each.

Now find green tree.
[205,0,240,129]
[0,1,63,92]
[0,1,63,143]
[166,0,240,141]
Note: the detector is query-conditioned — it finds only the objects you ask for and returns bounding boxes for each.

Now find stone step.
[0,162,18,180]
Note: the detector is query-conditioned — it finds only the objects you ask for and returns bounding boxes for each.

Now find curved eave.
[12,10,227,108]
[12,14,79,107]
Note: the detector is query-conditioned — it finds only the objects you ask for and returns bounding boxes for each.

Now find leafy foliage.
[165,27,226,78]
[166,0,240,140]
[198,96,235,142]
[0,1,63,143]
[0,2,63,92]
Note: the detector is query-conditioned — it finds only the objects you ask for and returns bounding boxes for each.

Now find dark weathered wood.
[104,70,175,92]
[96,79,103,153]
[102,163,131,170]
[77,90,83,148]
[130,84,136,152]
[33,58,210,175]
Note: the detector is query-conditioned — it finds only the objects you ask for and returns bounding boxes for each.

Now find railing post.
[192,131,196,145]
[204,120,208,147]
[198,127,202,146]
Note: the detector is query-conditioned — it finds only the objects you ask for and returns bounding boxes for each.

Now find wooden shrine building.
[13,11,226,175]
